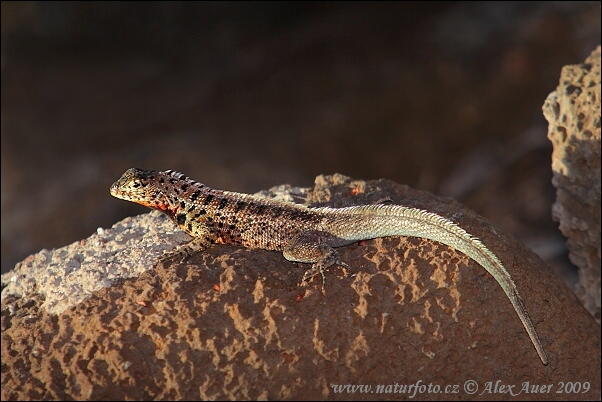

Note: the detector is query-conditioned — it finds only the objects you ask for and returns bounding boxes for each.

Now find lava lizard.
[110,167,548,365]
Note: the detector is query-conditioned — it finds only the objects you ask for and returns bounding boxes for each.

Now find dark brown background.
[1,1,600,286]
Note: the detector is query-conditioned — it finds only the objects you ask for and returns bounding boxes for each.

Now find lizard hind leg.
[282,231,350,294]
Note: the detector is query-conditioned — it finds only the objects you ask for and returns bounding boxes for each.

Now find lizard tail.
[320,204,548,365]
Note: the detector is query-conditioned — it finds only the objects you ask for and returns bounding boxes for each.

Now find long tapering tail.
[318,204,548,364]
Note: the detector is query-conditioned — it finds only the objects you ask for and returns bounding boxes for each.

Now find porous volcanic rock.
[2,174,600,400]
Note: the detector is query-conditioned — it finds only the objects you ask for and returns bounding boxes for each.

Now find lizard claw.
[301,258,350,295]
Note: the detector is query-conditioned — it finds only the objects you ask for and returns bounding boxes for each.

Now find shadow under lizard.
[110,168,548,365]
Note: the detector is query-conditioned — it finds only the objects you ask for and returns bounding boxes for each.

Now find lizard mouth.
[109,182,122,198]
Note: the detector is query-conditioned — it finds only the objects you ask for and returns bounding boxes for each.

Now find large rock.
[543,46,601,323]
[2,174,600,400]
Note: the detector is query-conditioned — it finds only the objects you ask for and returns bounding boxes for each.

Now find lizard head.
[110,168,187,213]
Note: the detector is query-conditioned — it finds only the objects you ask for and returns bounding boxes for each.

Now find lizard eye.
[132,179,148,188]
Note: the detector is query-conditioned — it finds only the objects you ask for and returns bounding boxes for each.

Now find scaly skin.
[110,167,548,365]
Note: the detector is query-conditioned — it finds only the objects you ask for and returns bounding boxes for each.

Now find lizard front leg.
[161,216,219,263]
[160,236,215,263]
[282,230,350,293]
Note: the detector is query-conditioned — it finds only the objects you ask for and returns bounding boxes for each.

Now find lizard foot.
[158,237,211,264]
[301,258,349,295]
[158,245,194,264]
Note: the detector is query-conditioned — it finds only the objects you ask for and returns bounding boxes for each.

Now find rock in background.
[543,46,601,323]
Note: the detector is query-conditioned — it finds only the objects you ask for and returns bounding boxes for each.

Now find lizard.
[110,167,548,365]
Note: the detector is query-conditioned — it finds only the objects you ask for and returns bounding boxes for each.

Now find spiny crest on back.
[164,170,190,181]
